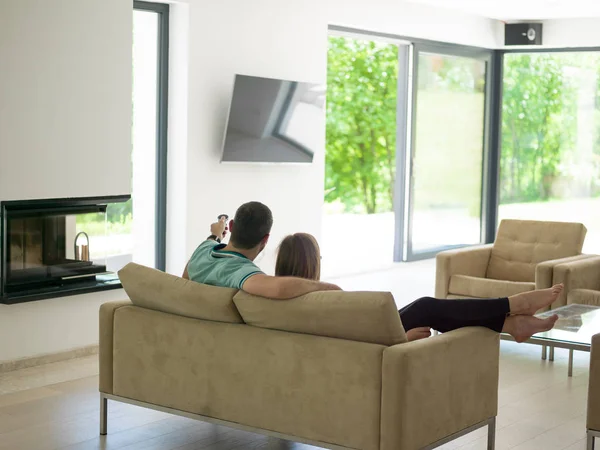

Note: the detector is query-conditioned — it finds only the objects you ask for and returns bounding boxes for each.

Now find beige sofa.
[436,219,588,309]
[588,334,600,450]
[100,263,501,450]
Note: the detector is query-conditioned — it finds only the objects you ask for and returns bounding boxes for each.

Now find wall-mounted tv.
[221,74,326,163]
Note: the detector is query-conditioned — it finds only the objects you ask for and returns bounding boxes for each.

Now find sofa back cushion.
[118,263,243,323]
[233,290,406,346]
[487,220,587,282]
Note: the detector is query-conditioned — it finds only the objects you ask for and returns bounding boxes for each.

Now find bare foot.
[508,284,564,315]
[503,314,559,343]
[406,327,432,342]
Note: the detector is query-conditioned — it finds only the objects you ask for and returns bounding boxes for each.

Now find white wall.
[166,0,500,276]
[0,0,132,362]
[0,0,132,201]
[542,19,600,48]
[0,290,126,362]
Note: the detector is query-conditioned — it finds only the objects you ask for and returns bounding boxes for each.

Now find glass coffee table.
[501,304,600,377]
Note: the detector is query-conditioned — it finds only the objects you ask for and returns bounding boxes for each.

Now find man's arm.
[182,219,227,279]
[242,274,341,300]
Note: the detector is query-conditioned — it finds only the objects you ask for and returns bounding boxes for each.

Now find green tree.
[325,37,398,214]
[501,54,577,203]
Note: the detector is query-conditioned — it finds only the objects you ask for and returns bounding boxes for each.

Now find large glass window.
[323,36,400,276]
[408,51,488,256]
[499,52,600,253]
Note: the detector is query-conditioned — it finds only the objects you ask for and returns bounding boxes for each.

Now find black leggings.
[398,296,510,333]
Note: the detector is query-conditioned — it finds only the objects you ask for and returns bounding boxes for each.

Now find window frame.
[133,1,169,270]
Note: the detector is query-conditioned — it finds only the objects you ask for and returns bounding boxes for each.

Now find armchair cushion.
[118,263,243,324]
[449,275,534,298]
[234,290,407,346]
[487,220,586,282]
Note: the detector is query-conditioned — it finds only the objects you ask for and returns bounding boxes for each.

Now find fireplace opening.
[1,196,130,304]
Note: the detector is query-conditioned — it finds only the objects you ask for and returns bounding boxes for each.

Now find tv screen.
[221,74,326,163]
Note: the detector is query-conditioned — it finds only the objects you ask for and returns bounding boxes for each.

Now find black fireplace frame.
[0,195,130,304]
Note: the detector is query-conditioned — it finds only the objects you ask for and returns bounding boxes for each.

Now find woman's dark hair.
[230,202,273,249]
[275,233,321,281]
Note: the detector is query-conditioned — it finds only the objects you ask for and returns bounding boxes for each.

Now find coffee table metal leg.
[549,346,555,361]
[542,345,547,360]
[568,349,574,377]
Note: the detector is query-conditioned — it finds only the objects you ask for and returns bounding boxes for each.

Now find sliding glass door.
[326,27,494,268]
[402,46,491,260]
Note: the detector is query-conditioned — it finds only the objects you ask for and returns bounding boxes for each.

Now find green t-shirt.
[187,240,263,289]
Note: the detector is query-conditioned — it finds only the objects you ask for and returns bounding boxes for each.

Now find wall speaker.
[505,23,543,46]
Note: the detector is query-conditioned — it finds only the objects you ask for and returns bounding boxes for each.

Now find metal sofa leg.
[542,345,547,360]
[588,432,595,450]
[487,417,496,450]
[100,395,107,435]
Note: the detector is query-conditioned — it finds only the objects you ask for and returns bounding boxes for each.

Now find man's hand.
[210,217,228,240]
[406,327,432,342]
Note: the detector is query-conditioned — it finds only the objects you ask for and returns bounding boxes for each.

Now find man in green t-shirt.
[182,202,340,298]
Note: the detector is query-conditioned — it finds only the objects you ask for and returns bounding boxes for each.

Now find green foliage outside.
[326,38,485,215]
[76,200,133,236]
[412,54,485,218]
[326,41,600,215]
[501,53,600,204]
[325,37,398,214]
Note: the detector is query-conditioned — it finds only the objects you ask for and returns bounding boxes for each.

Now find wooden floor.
[0,340,592,450]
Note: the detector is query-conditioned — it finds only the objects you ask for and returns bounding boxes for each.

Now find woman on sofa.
[275,233,561,342]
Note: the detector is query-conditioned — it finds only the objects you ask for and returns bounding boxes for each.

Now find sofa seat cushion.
[568,289,600,306]
[449,275,534,298]
[486,220,586,282]
[234,290,407,346]
[118,263,243,323]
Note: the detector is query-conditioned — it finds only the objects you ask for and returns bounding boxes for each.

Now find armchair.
[436,219,588,310]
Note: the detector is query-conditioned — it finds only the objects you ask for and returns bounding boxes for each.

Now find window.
[324,28,494,272]
[499,52,600,253]
[129,2,169,270]
[324,35,401,275]
[408,50,488,257]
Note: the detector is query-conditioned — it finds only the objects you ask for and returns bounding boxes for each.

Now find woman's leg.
[399,288,562,341]
[399,297,509,333]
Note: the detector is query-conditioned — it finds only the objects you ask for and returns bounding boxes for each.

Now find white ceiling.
[406,0,600,20]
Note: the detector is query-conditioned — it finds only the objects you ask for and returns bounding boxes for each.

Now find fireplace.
[1,196,130,304]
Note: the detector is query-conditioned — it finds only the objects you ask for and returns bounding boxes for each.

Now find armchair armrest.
[99,300,132,394]
[435,245,493,298]
[552,256,600,310]
[588,334,600,431]
[380,327,499,450]
[535,254,593,289]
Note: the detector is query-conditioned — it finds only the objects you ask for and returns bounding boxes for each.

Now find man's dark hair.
[230,202,273,249]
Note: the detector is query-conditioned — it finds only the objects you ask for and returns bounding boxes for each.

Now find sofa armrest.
[552,256,600,310]
[380,327,499,450]
[99,300,132,394]
[588,334,600,432]
[435,245,493,298]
